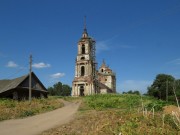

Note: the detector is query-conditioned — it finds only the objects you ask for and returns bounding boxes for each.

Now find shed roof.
[0,72,47,94]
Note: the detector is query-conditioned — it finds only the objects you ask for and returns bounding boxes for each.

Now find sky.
[0,0,180,93]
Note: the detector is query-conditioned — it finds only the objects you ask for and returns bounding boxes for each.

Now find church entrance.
[80,85,84,96]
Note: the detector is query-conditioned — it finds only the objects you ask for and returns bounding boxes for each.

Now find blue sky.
[0,0,180,93]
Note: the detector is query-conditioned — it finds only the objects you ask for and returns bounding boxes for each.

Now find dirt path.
[0,100,80,135]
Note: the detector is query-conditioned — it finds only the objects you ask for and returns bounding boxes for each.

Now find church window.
[81,57,85,60]
[82,44,85,54]
[101,69,104,72]
[81,66,85,76]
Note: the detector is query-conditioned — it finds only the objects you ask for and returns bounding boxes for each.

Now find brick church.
[72,22,116,96]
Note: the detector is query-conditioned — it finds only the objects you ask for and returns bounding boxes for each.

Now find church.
[72,22,116,96]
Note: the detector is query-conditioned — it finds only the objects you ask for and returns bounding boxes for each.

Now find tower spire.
[82,16,88,38]
[101,59,106,67]
[84,16,87,32]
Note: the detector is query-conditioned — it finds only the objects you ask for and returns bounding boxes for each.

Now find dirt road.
[0,100,80,135]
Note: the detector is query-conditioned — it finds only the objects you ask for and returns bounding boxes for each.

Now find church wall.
[105,76,113,89]
[72,81,95,96]
[100,89,108,94]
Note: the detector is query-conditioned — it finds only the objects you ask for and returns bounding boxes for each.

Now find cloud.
[118,80,152,94]
[0,52,7,58]
[48,72,65,84]
[32,62,51,69]
[119,45,135,49]
[96,35,119,53]
[96,35,134,53]
[50,73,65,79]
[168,58,180,65]
[6,61,18,68]
[96,41,109,53]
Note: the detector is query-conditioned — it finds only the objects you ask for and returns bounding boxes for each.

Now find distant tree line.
[122,90,140,95]
[47,82,71,96]
[147,74,180,102]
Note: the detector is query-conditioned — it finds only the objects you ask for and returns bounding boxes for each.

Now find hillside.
[42,94,180,135]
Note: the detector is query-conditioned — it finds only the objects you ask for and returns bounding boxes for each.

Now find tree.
[53,82,62,96]
[47,82,71,96]
[47,87,55,96]
[173,79,180,101]
[62,85,71,96]
[133,90,140,95]
[147,74,175,100]
[122,90,140,95]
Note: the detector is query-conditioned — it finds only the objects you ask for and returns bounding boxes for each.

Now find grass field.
[42,94,180,135]
[1,94,179,134]
[0,97,63,121]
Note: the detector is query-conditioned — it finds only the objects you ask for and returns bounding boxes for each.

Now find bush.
[146,100,169,111]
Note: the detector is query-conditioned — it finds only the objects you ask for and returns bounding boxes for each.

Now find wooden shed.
[0,72,48,100]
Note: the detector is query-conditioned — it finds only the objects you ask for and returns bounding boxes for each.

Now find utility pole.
[166,80,168,102]
[29,54,32,102]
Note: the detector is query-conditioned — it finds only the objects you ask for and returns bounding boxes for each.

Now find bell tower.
[72,18,98,96]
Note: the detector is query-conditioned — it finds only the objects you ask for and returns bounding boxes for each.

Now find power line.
[4,63,29,79]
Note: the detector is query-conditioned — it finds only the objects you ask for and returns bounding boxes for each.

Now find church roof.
[98,82,113,92]
[100,60,107,68]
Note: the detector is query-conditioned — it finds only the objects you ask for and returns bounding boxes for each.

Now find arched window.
[81,66,85,76]
[81,57,85,60]
[101,69,104,72]
[82,44,85,54]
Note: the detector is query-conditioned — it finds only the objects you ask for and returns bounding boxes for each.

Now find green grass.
[80,94,179,134]
[42,94,179,135]
[49,94,178,135]
[0,97,63,121]
[83,94,170,111]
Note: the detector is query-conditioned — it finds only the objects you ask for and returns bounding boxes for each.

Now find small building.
[98,60,116,94]
[0,72,48,100]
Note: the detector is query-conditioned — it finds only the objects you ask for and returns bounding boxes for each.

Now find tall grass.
[83,94,169,111]
[83,94,180,134]
[42,94,179,135]
[0,97,63,121]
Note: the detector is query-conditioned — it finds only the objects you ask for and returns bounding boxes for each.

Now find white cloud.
[6,61,18,68]
[96,41,109,53]
[168,58,180,65]
[96,35,134,53]
[49,72,65,84]
[96,35,119,53]
[119,45,135,49]
[118,80,152,94]
[0,52,7,57]
[32,62,51,69]
[50,73,65,79]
